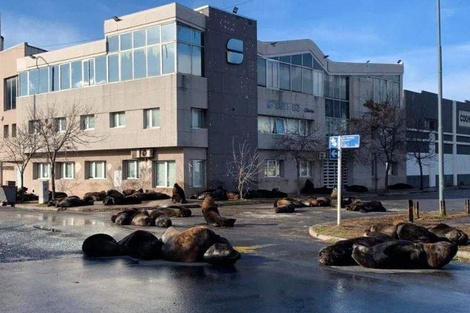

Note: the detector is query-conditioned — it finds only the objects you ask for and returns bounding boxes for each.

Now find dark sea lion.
[318,236,388,266]
[172,183,188,204]
[154,215,172,228]
[82,233,123,257]
[203,243,241,266]
[131,212,153,226]
[395,223,443,243]
[201,196,236,227]
[118,230,163,260]
[112,208,138,225]
[426,223,469,246]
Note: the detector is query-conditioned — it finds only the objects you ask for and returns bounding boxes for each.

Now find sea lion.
[426,223,469,246]
[112,208,139,225]
[201,196,236,227]
[82,233,123,257]
[395,223,443,243]
[161,226,240,265]
[347,200,386,213]
[368,223,397,238]
[352,240,458,269]
[318,236,388,266]
[154,215,172,228]
[203,243,241,266]
[118,230,163,260]
[131,212,153,226]
[172,183,188,204]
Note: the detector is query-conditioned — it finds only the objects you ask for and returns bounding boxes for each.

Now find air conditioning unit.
[131,150,140,158]
[139,149,154,158]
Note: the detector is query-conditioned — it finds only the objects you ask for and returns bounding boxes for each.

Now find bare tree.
[227,139,261,200]
[1,123,41,200]
[350,98,407,192]
[407,105,437,190]
[32,103,103,200]
[276,123,323,195]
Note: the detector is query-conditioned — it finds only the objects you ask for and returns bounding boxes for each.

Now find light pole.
[437,0,445,216]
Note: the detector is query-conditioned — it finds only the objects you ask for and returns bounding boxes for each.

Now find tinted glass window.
[162,43,175,74]
[120,33,132,51]
[291,66,302,92]
[29,69,39,95]
[134,48,146,79]
[192,46,202,76]
[52,65,59,91]
[39,67,49,93]
[147,46,161,76]
[257,58,266,86]
[108,54,119,82]
[193,31,202,46]
[121,51,133,81]
[227,39,243,52]
[161,23,176,42]
[227,52,243,65]
[302,68,313,94]
[177,25,192,43]
[303,53,313,68]
[292,54,302,66]
[95,56,107,84]
[71,61,83,88]
[177,43,191,74]
[279,56,290,63]
[19,72,28,96]
[280,63,290,90]
[147,26,161,45]
[108,36,119,53]
[133,30,146,48]
[60,64,70,90]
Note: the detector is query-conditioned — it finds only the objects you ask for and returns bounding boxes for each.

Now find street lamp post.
[437,0,445,215]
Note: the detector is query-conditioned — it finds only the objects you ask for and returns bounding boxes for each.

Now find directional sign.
[340,135,360,149]
[328,136,339,149]
[329,148,338,160]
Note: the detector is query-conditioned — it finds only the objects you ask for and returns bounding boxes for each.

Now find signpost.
[329,134,361,225]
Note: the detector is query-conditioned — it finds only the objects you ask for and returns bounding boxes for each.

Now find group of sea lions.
[82,226,241,266]
[318,222,468,269]
[111,206,192,228]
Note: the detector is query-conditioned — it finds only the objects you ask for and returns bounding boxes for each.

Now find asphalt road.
[1,192,470,313]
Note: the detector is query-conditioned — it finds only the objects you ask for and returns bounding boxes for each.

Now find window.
[86,161,106,179]
[71,61,83,88]
[55,118,66,132]
[124,160,140,179]
[134,48,147,79]
[57,162,75,179]
[155,161,176,187]
[120,51,133,81]
[81,115,95,130]
[108,54,119,82]
[226,38,243,65]
[257,58,266,86]
[19,72,28,96]
[11,124,16,138]
[3,125,9,138]
[265,160,283,177]
[29,120,41,134]
[189,160,205,187]
[299,160,311,177]
[95,56,107,84]
[34,163,50,179]
[162,43,176,74]
[4,76,17,111]
[267,60,279,89]
[144,108,160,128]
[273,118,286,134]
[60,63,70,90]
[191,109,206,128]
[110,112,126,128]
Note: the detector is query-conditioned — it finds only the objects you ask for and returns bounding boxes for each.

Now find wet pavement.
[1,191,470,312]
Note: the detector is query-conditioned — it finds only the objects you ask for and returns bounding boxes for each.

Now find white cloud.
[2,13,84,50]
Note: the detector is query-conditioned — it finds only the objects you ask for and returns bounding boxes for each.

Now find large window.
[265,160,283,177]
[110,112,126,128]
[191,109,206,128]
[258,116,310,136]
[4,76,17,111]
[34,163,50,179]
[299,160,312,177]
[81,115,95,130]
[177,24,203,76]
[86,161,106,179]
[124,160,140,179]
[57,162,75,179]
[155,161,176,187]
[3,125,9,138]
[55,117,66,132]
[189,160,205,187]
[144,109,160,128]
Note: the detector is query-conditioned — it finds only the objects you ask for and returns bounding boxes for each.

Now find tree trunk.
[19,170,25,202]
[384,162,390,192]
[418,158,424,191]
[50,159,56,201]
[296,159,301,196]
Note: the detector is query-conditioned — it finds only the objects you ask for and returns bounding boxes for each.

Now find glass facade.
[18,22,204,97]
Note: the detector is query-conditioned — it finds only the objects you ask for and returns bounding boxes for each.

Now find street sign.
[328,136,339,149]
[329,148,338,160]
[340,135,360,148]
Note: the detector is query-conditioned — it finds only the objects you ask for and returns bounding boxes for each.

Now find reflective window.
[124,160,140,179]
[189,160,205,188]
[95,56,107,84]
[191,46,202,76]
[120,51,133,81]
[83,59,94,86]
[227,39,243,52]
[266,60,279,89]
[299,160,311,177]
[108,54,119,82]
[52,65,60,91]
[108,36,119,53]
[5,77,17,110]
[191,109,206,128]
[59,162,75,179]
[35,163,51,179]
[133,30,146,48]
[162,23,176,42]
[39,67,49,93]
[162,43,175,74]
[29,69,39,95]
[147,26,161,45]
[279,56,290,63]
[177,43,191,74]
[192,31,202,46]
[134,48,146,79]
[86,161,106,179]
[303,53,313,68]
[155,161,176,187]
[81,115,95,130]
[60,63,70,90]
[71,61,83,88]
[110,112,126,128]
[227,52,243,65]
[19,72,28,96]
[265,160,283,177]
[292,54,302,66]
[302,68,313,94]
[147,45,161,76]
[177,25,192,43]
[291,66,302,92]
[120,33,132,51]
[257,58,266,86]
[279,63,290,90]
[144,108,160,128]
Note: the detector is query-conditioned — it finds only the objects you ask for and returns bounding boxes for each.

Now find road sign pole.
[337,136,342,225]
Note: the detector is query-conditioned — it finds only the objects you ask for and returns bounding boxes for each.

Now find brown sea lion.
[131,212,153,226]
[201,196,236,227]
[112,208,139,225]
[172,183,188,204]
[161,226,240,265]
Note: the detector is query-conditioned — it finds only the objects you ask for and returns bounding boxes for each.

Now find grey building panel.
[457,145,470,155]
[457,174,470,186]
[407,175,429,188]
[202,7,258,189]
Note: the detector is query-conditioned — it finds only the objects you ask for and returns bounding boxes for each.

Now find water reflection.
[16,213,104,226]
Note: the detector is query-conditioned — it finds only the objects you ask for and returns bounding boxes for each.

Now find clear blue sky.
[2,0,469,101]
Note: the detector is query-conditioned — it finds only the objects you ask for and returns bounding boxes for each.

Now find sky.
[1,0,469,101]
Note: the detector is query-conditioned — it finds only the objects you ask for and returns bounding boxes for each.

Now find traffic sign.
[328,136,339,149]
[340,135,360,148]
[329,148,338,160]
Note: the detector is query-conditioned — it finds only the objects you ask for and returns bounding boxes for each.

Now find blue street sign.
[328,136,339,149]
[341,135,360,149]
[330,148,338,160]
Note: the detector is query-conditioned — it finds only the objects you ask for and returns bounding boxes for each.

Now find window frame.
[110,112,126,128]
[57,162,75,179]
[265,159,283,178]
[189,160,205,188]
[299,160,312,177]
[86,161,106,179]
[81,115,95,131]
[124,160,140,180]
[191,108,206,129]
[155,160,176,187]
[144,108,160,129]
